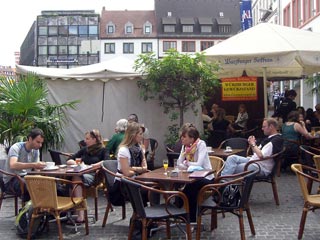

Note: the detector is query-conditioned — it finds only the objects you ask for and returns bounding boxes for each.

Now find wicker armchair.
[291,164,320,239]
[0,168,26,215]
[244,148,285,205]
[24,175,89,240]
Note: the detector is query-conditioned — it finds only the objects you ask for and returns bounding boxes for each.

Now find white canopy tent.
[16,57,202,164]
[204,23,320,116]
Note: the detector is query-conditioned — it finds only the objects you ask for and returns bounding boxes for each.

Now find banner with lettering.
[221,76,257,101]
[240,0,252,31]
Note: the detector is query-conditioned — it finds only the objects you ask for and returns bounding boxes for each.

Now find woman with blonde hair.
[117,122,148,177]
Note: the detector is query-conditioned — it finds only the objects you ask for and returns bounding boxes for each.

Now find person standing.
[221,118,283,176]
[273,89,281,114]
[276,89,297,123]
[3,128,46,202]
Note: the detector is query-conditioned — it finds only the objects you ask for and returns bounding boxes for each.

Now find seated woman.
[177,123,213,222]
[281,111,315,169]
[117,122,148,177]
[233,103,249,130]
[208,108,235,147]
[106,119,128,159]
[67,129,108,223]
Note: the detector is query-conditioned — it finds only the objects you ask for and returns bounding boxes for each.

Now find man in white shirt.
[221,118,283,176]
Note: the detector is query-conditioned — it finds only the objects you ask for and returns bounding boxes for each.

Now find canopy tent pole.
[263,67,268,117]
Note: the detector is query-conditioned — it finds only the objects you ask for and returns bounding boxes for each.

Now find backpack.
[218,184,241,207]
[15,200,46,239]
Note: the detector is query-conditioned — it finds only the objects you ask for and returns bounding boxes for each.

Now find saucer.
[43,166,59,171]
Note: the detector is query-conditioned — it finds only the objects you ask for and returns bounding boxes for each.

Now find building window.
[126,25,133,34]
[68,46,78,54]
[163,41,177,51]
[59,26,68,35]
[58,46,68,54]
[144,21,152,34]
[105,43,115,54]
[38,46,47,55]
[218,25,231,33]
[38,27,48,36]
[48,46,57,55]
[89,26,98,35]
[79,26,88,35]
[164,25,175,32]
[182,25,193,33]
[182,41,195,52]
[69,26,78,35]
[142,43,152,53]
[48,26,58,36]
[107,25,114,33]
[201,25,212,33]
[200,41,214,51]
[123,43,134,53]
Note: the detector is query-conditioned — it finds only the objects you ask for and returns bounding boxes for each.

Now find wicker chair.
[24,175,89,240]
[291,164,320,239]
[209,156,225,177]
[0,168,26,215]
[244,148,285,205]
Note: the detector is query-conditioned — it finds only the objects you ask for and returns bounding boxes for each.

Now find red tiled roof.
[100,10,157,38]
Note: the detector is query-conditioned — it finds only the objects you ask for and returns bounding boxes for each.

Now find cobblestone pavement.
[1,171,320,239]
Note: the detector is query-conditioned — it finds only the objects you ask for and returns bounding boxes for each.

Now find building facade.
[155,0,241,57]
[0,66,16,81]
[20,10,100,68]
[99,9,158,62]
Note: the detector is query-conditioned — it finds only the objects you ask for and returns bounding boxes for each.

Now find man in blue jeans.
[221,118,283,176]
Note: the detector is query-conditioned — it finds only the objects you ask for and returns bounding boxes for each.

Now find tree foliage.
[134,49,220,127]
[0,73,78,150]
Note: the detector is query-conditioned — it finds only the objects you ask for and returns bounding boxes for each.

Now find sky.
[0,0,154,67]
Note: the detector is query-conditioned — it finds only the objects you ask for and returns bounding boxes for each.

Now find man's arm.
[9,156,45,170]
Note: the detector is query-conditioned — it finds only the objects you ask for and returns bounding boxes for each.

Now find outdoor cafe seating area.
[2,130,320,239]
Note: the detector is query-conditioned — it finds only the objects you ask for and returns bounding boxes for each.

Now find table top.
[28,164,100,177]
[209,148,245,159]
[136,167,198,184]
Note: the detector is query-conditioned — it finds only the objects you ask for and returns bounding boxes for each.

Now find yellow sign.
[221,77,257,101]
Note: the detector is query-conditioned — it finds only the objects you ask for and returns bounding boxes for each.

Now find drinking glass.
[75,158,82,165]
[163,159,169,175]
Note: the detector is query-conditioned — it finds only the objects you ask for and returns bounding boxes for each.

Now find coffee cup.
[206,146,212,152]
[226,146,232,151]
[46,162,55,168]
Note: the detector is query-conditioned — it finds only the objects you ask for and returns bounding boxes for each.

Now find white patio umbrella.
[204,23,320,116]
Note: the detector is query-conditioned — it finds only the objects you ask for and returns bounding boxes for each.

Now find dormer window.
[144,21,152,34]
[180,18,195,33]
[106,21,115,34]
[125,22,133,34]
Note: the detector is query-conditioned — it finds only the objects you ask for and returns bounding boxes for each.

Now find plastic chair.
[196,169,259,240]
[291,164,320,239]
[0,168,26,215]
[101,160,126,227]
[121,176,192,240]
[24,175,89,240]
[244,148,285,205]
[218,137,249,157]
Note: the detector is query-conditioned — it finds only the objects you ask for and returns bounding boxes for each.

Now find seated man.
[221,118,283,176]
[3,128,46,201]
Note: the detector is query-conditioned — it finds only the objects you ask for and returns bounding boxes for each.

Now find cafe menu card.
[66,164,93,173]
[189,170,212,178]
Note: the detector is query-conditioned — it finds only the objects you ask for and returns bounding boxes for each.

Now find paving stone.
[0,171,320,239]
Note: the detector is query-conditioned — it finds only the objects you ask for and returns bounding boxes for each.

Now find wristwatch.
[251,143,256,147]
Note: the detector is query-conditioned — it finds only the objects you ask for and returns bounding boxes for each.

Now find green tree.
[0,73,78,151]
[134,49,220,127]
